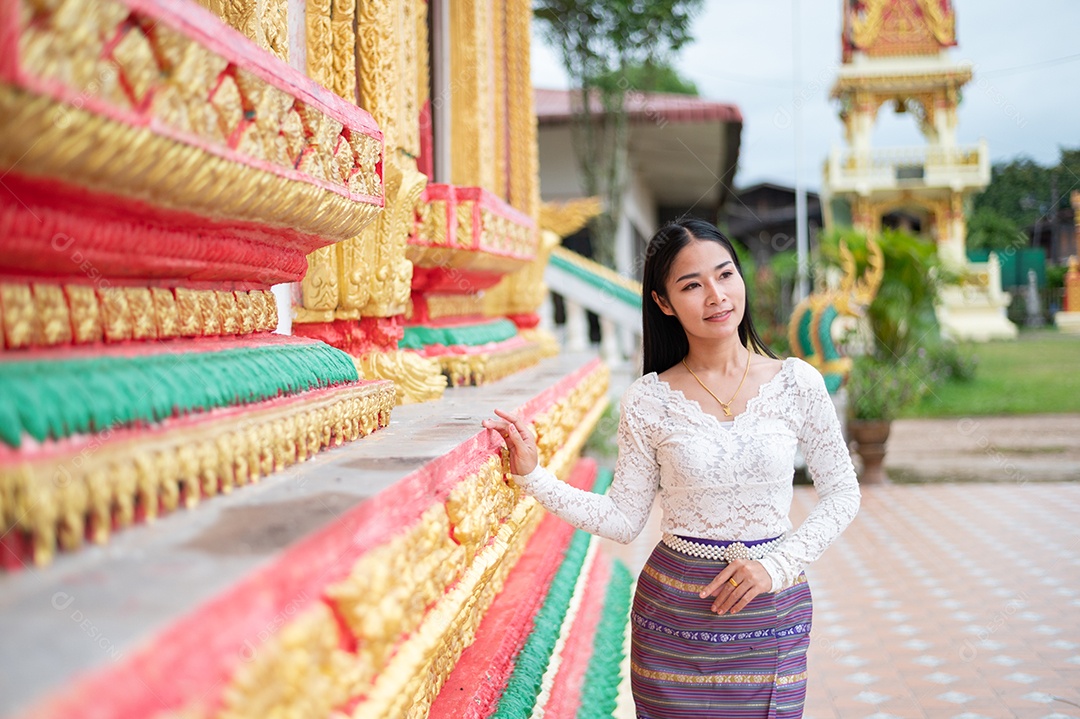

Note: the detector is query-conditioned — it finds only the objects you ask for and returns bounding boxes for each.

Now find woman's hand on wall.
[483,409,539,476]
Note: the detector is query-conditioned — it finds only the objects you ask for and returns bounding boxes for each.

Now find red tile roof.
[534,87,742,125]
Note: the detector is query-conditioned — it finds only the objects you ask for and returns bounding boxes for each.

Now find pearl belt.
[661,533,785,562]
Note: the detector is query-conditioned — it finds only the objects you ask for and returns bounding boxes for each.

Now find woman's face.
[651,239,746,343]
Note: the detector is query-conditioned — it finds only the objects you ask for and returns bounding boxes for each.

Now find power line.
[979,52,1080,79]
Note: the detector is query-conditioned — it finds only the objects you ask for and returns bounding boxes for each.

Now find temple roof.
[842,0,957,62]
[534,88,742,126]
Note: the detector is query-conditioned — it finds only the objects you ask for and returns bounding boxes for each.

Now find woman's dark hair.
[641,218,776,376]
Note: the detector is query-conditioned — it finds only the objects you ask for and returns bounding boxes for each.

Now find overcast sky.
[530,0,1080,193]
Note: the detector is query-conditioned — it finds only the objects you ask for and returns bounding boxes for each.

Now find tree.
[592,60,699,96]
[971,147,1080,232]
[534,0,704,267]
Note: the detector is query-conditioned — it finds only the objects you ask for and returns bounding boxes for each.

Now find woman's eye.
[682,282,699,291]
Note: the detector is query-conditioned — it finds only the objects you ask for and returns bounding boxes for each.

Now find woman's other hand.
[482,409,539,476]
[699,559,774,615]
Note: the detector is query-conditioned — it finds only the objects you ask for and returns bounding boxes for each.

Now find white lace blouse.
[514,356,861,592]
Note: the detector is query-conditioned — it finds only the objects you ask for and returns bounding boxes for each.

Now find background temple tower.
[822,0,1017,341]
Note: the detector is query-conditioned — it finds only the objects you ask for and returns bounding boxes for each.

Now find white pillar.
[600,317,620,366]
[565,300,589,352]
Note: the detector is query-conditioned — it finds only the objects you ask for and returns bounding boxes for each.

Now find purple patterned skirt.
[630,539,813,719]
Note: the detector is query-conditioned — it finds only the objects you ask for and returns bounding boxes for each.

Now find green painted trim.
[576,560,634,719]
[400,318,518,350]
[0,343,359,449]
[548,252,642,310]
[491,469,612,718]
[492,529,592,719]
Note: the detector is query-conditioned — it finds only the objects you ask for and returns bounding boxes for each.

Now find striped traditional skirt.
[630,540,813,719]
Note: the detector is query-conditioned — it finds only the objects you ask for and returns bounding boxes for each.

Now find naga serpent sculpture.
[788,238,884,393]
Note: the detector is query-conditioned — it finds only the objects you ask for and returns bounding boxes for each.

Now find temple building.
[0,0,633,716]
[821,0,1017,341]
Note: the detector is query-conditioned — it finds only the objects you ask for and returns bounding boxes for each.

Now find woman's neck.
[683,338,748,375]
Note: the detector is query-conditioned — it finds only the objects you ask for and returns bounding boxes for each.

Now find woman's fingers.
[700,566,735,599]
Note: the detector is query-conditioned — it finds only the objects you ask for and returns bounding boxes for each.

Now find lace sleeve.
[512,388,661,544]
[759,362,861,591]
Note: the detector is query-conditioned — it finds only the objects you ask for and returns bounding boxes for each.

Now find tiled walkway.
[794,482,1080,719]
[602,481,1080,719]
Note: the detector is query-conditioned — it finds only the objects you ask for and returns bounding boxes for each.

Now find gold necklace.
[681,351,751,417]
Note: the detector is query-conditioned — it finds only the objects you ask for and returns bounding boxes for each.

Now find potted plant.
[846,354,927,483]
[820,227,950,483]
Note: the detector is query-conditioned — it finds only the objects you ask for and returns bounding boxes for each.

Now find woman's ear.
[651,290,674,317]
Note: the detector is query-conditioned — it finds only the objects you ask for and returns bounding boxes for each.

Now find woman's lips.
[705,310,733,322]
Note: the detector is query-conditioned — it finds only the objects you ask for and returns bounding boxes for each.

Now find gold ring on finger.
[728,578,739,588]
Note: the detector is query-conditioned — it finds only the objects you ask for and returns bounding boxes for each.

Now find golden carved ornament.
[2,382,394,566]
[483,228,561,317]
[449,0,497,193]
[201,362,608,716]
[506,0,540,218]
[5,2,381,240]
[0,284,279,349]
[422,293,485,320]
[437,340,554,388]
[330,0,358,102]
[354,350,447,404]
[306,0,335,90]
[194,0,289,63]
[540,197,603,239]
[216,603,362,719]
[346,496,543,719]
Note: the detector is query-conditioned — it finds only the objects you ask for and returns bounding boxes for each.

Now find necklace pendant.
[721,405,733,417]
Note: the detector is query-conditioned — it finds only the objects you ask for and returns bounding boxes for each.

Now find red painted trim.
[291,316,405,355]
[0,0,20,83]
[506,313,540,330]
[541,553,612,718]
[410,266,506,293]
[417,100,434,179]
[16,365,601,719]
[428,459,599,719]
[0,173,325,285]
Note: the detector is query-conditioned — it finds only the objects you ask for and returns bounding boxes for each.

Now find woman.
[484,218,860,718]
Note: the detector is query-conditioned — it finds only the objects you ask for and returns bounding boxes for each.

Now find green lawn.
[906,330,1080,418]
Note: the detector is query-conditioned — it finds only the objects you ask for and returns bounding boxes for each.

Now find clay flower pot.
[848,419,892,484]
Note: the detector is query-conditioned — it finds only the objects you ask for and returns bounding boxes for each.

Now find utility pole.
[793,0,810,302]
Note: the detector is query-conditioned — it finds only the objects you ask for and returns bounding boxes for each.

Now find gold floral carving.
[356,157,424,317]
[330,0,357,101]
[31,283,71,346]
[0,284,279,349]
[306,0,335,90]
[84,362,606,714]
[506,0,539,218]
[2,381,396,566]
[483,228,560,317]
[302,245,341,315]
[0,284,36,348]
[492,0,508,200]
[354,350,447,404]
[539,197,603,239]
[217,603,362,719]
[194,0,289,63]
[424,293,485,320]
[436,339,555,388]
[449,0,496,192]
[5,3,381,242]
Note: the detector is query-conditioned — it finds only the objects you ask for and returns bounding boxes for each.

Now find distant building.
[724,183,823,267]
[535,87,742,281]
